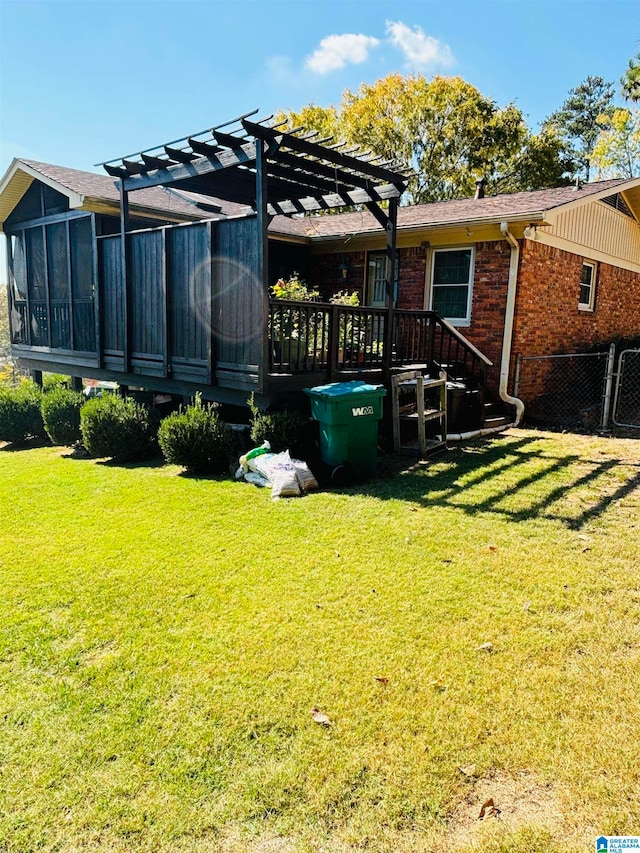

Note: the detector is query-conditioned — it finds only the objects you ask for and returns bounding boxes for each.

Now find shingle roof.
[269,179,631,240]
[19,159,249,220]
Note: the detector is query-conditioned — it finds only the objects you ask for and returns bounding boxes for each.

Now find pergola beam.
[270,182,401,215]
[122,141,258,192]
[243,118,404,186]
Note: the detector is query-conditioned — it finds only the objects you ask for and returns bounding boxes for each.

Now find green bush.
[158,398,232,474]
[80,394,159,461]
[42,373,71,392]
[0,381,46,444]
[41,386,85,446]
[248,393,308,455]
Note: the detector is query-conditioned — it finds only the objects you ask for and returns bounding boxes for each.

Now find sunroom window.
[430,248,474,325]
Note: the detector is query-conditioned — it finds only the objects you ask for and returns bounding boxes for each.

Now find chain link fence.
[613,349,640,428]
[514,349,615,432]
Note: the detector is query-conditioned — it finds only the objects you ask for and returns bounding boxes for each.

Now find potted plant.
[270,273,320,368]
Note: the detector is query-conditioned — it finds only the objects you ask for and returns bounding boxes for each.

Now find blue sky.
[0,0,637,176]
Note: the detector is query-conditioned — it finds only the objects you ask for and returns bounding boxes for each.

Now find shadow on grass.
[366,435,640,530]
[96,455,166,470]
[0,436,51,452]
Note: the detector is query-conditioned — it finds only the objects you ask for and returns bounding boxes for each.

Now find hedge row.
[0,382,309,471]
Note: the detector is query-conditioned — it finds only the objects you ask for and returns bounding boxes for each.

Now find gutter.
[446,221,525,440]
[304,210,548,244]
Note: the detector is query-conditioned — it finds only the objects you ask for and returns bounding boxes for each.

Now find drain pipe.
[497,222,525,426]
[445,222,525,441]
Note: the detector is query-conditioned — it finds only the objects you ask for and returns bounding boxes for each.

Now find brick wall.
[512,240,640,409]
[307,239,640,399]
[513,240,640,358]
[308,251,367,302]
[308,246,428,306]
[464,241,511,389]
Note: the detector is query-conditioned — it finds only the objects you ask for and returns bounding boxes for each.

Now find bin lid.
[304,380,387,399]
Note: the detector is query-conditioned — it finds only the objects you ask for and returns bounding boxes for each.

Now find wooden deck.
[9,216,491,411]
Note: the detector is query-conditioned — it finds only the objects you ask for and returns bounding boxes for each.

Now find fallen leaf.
[374,676,389,684]
[477,642,493,652]
[478,797,499,819]
[429,678,446,691]
[523,600,531,611]
[409,507,418,512]
[458,764,477,777]
[334,550,340,558]
[488,546,497,552]
[311,708,332,726]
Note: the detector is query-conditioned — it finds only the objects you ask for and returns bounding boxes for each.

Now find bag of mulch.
[268,451,301,499]
[293,459,319,492]
[249,452,277,481]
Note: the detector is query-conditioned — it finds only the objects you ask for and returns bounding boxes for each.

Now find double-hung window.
[430,247,474,325]
[579,261,597,311]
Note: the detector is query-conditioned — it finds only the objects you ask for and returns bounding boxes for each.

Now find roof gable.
[0,158,248,229]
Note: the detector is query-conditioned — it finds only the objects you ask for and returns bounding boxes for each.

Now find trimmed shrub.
[80,394,159,461]
[158,398,232,474]
[0,381,45,444]
[248,393,308,455]
[42,373,71,392]
[41,387,85,446]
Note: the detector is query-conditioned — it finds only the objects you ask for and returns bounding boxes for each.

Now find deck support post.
[119,181,131,373]
[383,197,398,382]
[71,376,83,392]
[255,138,269,394]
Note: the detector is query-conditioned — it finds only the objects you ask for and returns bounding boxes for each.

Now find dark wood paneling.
[99,236,125,356]
[167,223,210,369]
[129,229,165,363]
[212,217,262,389]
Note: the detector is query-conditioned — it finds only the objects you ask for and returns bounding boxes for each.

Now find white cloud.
[306,33,381,74]
[386,20,454,69]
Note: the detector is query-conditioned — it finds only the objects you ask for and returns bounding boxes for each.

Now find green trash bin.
[304,380,387,479]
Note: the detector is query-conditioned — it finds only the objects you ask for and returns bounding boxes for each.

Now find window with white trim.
[430,247,474,325]
[366,251,399,307]
[579,261,597,311]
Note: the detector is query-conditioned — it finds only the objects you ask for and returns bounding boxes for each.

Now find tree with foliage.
[279,74,572,204]
[591,108,640,178]
[277,103,340,141]
[544,76,616,181]
[622,53,640,103]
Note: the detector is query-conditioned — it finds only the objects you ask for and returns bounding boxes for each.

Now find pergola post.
[119,181,131,372]
[383,197,398,381]
[255,138,269,394]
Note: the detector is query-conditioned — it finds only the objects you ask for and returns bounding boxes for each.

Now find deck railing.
[268,300,491,390]
[11,299,95,352]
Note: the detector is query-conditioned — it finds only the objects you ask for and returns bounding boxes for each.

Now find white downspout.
[498,222,525,427]
[445,221,525,440]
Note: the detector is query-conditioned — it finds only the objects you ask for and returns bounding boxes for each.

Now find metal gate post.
[513,353,522,398]
[601,342,616,432]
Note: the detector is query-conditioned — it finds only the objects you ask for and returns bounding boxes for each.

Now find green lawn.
[1,430,639,853]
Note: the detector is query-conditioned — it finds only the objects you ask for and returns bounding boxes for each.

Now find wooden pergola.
[100,111,410,376]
